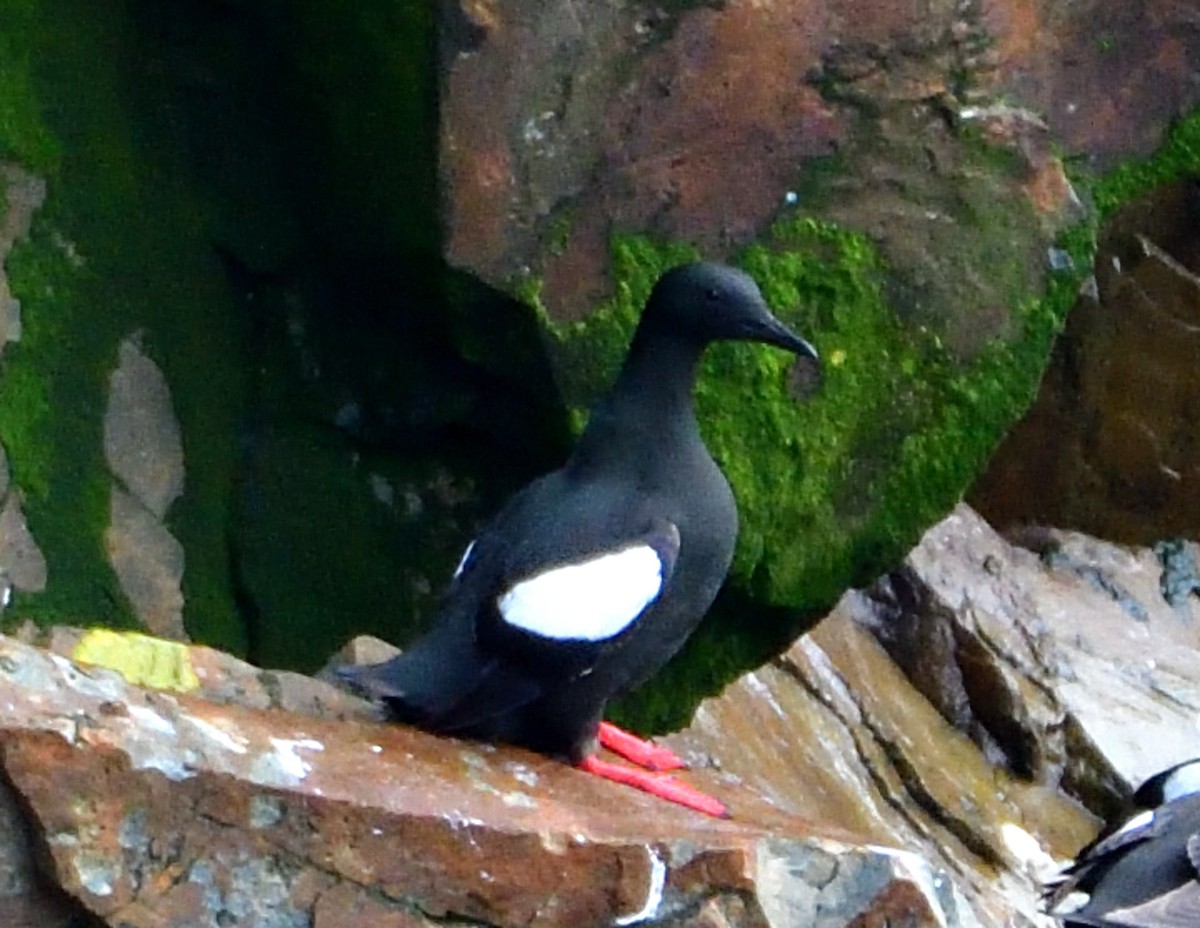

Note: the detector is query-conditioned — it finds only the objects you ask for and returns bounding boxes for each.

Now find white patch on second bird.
[1111,808,1155,841]
[1162,761,1200,803]
[498,545,664,641]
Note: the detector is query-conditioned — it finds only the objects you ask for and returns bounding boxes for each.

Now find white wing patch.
[452,540,476,580]
[497,544,664,642]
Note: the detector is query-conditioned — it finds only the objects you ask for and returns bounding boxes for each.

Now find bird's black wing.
[1045,797,1200,926]
[1102,879,1200,928]
[338,463,681,737]
[1044,809,1158,910]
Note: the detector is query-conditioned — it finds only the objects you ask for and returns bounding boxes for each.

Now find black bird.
[338,262,818,816]
[1044,758,1200,927]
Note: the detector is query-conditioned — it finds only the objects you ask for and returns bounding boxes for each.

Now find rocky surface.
[0,162,45,351]
[103,334,188,639]
[439,0,1197,320]
[0,442,47,599]
[973,178,1200,544]
[0,632,961,928]
[0,165,49,604]
[0,505,1197,926]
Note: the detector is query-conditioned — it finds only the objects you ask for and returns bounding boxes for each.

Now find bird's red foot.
[578,754,729,818]
[597,721,687,771]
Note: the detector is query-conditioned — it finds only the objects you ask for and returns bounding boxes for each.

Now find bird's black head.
[1134,758,1200,807]
[639,262,818,361]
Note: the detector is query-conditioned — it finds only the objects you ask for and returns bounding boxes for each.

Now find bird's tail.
[334,624,542,736]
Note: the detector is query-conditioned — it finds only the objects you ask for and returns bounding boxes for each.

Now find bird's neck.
[622,326,706,404]
[575,332,707,461]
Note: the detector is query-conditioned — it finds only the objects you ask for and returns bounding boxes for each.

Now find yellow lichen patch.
[72,628,200,693]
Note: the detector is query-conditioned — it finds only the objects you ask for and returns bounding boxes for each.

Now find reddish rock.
[985,0,1200,167]
[846,880,941,928]
[440,0,1197,324]
[0,633,975,928]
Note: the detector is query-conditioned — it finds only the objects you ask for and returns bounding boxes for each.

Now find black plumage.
[1044,759,1200,928]
[338,262,817,771]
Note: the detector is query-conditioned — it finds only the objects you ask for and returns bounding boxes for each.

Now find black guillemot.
[1044,758,1200,927]
[338,261,818,817]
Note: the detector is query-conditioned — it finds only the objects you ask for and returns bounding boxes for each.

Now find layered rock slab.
[0,634,960,928]
[662,505,1200,925]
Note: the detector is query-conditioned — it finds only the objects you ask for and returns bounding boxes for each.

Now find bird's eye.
[705,287,720,301]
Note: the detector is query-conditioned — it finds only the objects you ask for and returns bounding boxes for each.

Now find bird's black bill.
[742,314,819,361]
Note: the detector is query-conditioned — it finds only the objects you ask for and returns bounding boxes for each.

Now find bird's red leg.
[597,721,687,771]
[578,755,728,818]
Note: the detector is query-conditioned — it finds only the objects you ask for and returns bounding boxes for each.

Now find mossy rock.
[0,0,555,674]
[3,0,1200,733]
[523,217,1085,731]
[604,112,1200,730]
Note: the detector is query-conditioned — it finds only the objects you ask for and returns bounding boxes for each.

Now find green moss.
[601,105,1200,731]
[0,216,126,626]
[546,215,1083,731]
[0,0,249,647]
[544,209,576,258]
[550,219,1068,610]
[0,0,477,667]
[0,0,59,171]
[232,425,452,671]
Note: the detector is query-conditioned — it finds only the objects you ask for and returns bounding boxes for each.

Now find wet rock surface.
[0,506,1196,925]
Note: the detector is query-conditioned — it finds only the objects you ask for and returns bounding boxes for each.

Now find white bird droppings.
[505,762,539,787]
[126,704,178,737]
[74,854,117,897]
[614,847,667,926]
[999,821,1057,881]
[182,714,249,755]
[269,737,324,781]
